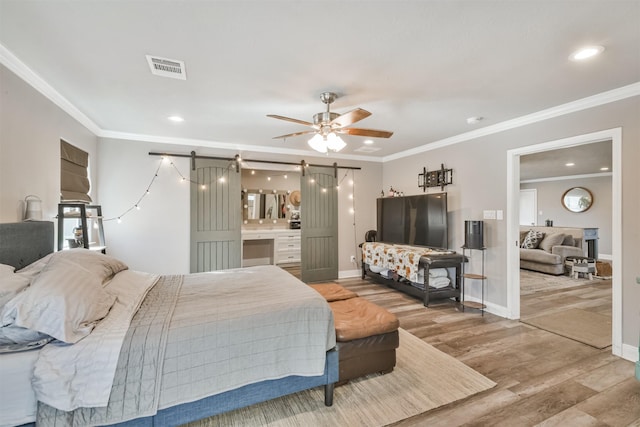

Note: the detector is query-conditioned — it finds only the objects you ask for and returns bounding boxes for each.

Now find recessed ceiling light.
[466,116,483,125]
[565,162,575,166]
[569,45,605,61]
[600,167,609,171]
[363,139,374,145]
[168,115,184,122]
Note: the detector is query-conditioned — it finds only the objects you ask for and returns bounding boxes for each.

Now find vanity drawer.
[277,240,301,251]
[276,253,301,264]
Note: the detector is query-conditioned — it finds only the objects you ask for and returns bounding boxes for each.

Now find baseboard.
[338,269,361,279]
[461,295,510,318]
[622,343,639,363]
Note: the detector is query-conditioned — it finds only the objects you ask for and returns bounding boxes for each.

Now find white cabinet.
[241,229,300,266]
[275,231,301,264]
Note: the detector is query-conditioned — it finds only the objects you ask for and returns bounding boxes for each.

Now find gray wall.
[0,65,98,223]
[521,175,612,256]
[382,95,639,350]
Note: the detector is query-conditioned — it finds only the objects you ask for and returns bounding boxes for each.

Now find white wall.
[0,65,98,223]
[521,175,612,256]
[382,95,639,350]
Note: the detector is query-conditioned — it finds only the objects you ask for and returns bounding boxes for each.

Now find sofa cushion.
[562,234,576,247]
[519,248,562,265]
[538,233,566,253]
[521,230,545,249]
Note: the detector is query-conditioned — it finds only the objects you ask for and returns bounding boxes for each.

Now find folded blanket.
[429,276,450,289]
[429,268,448,278]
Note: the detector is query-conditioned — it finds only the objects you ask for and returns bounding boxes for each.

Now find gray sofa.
[520,226,585,275]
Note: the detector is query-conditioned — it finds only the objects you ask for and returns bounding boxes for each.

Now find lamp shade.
[308,134,328,153]
[326,133,346,151]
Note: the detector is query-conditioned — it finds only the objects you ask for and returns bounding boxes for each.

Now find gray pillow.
[521,230,545,249]
[538,233,566,252]
[562,235,576,247]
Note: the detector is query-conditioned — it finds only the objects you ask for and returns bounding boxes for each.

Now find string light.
[105,156,234,222]
[104,155,357,227]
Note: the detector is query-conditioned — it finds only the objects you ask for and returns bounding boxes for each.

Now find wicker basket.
[596,261,612,277]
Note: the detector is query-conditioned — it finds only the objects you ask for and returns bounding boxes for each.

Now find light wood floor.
[328,274,640,426]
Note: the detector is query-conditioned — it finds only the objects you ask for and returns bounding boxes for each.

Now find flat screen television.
[376,193,448,249]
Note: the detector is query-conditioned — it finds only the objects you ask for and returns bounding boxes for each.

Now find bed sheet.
[0,348,40,427]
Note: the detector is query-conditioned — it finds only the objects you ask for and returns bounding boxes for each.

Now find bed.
[0,221,337,427]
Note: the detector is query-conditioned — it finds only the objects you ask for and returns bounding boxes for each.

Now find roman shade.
[60,140,91,202]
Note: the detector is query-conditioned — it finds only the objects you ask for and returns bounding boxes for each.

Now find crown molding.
[520,171,613,184]
[99,130,384,163]
[3,41,637,164]
[0,43,102,135]
[383,82,640,162]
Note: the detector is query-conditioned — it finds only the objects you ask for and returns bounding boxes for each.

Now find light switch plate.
[483,210,496,220]
[496,210,503,220]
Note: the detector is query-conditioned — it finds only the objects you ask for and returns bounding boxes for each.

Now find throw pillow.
[519,230,528,245]
[521,230,545,249]
[538,233,566,252]
[562,235,576,247]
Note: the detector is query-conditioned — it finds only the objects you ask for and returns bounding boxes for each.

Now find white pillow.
[48,249,128,284]
[1,256,116,343]
[0,263,15,276]
[0,273,31,311]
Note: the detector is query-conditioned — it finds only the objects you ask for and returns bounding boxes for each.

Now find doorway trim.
[506,127,622,357]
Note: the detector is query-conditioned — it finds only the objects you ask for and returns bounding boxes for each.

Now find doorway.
[506,128,622,357]
[519,189,537,226]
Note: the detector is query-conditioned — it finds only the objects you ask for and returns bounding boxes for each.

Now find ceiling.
[520,140,612,181]
[1,1,639,162]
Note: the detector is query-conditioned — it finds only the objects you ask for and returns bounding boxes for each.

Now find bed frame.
[0,221,338,426]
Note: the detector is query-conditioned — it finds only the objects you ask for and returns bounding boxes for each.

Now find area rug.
[521,308,612,349]
[187,328,496,427]
[520,269,606,295]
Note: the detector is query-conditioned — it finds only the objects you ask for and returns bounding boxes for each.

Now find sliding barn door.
[301,166,338,283]
[190,159,241,272]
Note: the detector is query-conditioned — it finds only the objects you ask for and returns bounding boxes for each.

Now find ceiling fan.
[267,92,393,153]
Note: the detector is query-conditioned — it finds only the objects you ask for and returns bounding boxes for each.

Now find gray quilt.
[36,274,183,426]
[36,265,335,426]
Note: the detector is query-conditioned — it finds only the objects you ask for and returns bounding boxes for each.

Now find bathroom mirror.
[562,187,593,213]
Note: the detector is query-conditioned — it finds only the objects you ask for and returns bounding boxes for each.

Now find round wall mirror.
[562,187,593,213]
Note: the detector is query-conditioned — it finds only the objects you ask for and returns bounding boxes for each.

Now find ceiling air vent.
[145,55,186,80]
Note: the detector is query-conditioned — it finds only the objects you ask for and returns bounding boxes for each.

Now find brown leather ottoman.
[309,283,358,302]
[329,297,400,384]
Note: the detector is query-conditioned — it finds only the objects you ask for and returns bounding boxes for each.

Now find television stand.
[360,243,464,307]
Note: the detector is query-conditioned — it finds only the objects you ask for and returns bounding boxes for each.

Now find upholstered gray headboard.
[0,221,54,269]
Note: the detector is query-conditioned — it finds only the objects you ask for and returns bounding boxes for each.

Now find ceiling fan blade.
[329,108,372,128]
[267,114,315,127]
[272,130,316,139]
[338,127,394,138]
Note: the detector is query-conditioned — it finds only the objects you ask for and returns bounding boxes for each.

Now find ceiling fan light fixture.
[326,133,346,152]
[308,134,328,153]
